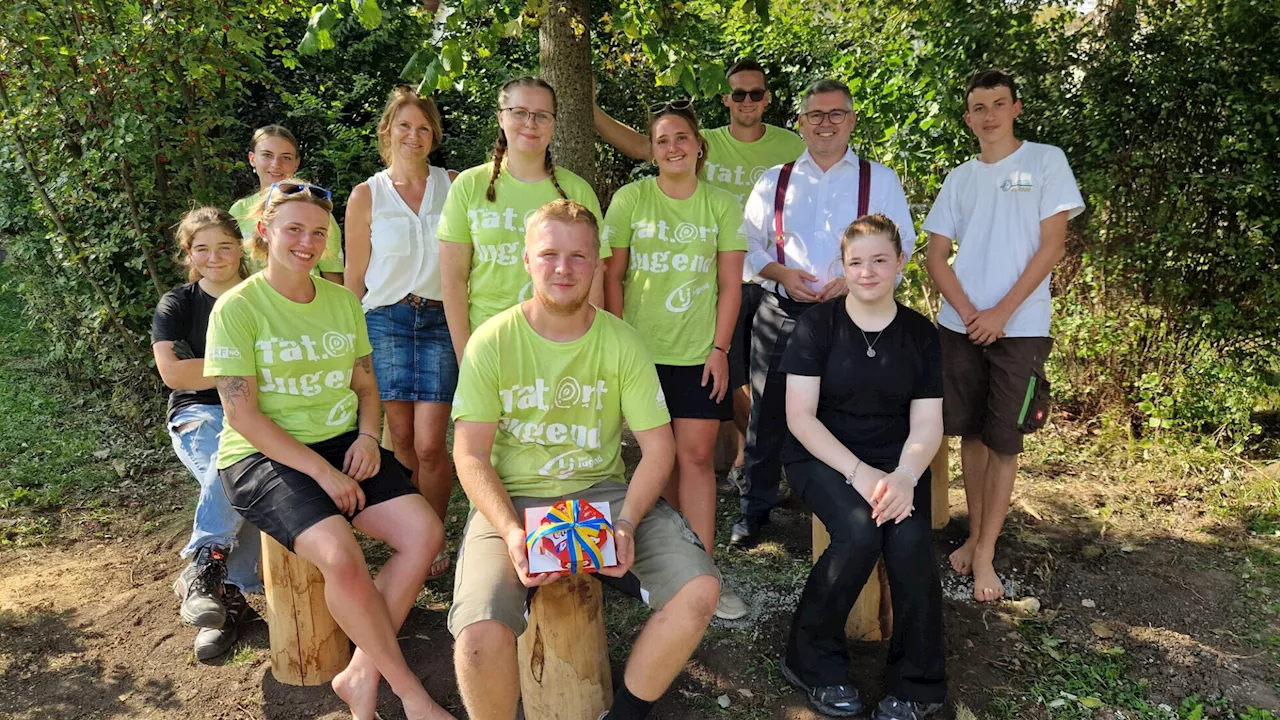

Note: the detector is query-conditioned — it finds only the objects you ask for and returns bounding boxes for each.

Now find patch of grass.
[224,644,262,667]
[0,267,173,544]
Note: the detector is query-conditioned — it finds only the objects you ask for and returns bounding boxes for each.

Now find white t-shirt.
[922,141,1084,337]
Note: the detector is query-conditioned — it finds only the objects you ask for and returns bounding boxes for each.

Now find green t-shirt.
[451,305,670,498]
[230,192,346,275]
[700,124,807,205]
[437,161,608,331]
[204,273,373,469]
[602,178,748,365]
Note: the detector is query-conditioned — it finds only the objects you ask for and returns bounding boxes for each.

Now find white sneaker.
[715,587,749,620]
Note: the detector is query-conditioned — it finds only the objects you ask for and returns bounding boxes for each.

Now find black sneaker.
[780,656,864,717]
[174,544,229,628]
[872,696,943,720]
[728,514,769,548]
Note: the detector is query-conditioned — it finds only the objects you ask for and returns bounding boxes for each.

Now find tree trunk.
[538,0,597,189]
[260,532,351,686]
[518,574,612,719]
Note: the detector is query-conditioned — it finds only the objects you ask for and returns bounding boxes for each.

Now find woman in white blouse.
[345,86,458,580]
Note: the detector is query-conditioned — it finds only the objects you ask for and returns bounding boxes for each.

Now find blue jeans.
[168,404,262,593]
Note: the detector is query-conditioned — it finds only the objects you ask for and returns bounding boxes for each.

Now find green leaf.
[400,49,434,81]
[697,63,727,98]
[1138,400,1156,413]
[351,0,382,30]
[1078,697,1103,709]
[679,65,697,97]
[298,29,320,55]
[311,4,338,31]
[419,59,443,95]
[441,41,463,74]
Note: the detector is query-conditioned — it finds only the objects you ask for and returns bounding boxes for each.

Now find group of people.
[150,58,1083,720]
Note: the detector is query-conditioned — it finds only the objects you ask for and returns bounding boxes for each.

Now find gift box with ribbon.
[524,499,617,575]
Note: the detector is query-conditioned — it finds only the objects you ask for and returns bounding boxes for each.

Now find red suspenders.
[772,157,872,266]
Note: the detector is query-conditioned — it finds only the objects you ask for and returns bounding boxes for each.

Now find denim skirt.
[364,301,458,403]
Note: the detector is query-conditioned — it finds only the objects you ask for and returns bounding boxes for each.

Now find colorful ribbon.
[525,499,614,574]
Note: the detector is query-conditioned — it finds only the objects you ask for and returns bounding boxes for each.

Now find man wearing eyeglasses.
[729,78,916,548]
[595,59,806,492]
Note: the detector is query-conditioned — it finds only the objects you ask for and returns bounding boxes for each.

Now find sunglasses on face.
[730,89,766,103]
[648,99,695,115]
[263,182,333,212]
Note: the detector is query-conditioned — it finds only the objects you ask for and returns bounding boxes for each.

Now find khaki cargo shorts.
[446,481,721,638]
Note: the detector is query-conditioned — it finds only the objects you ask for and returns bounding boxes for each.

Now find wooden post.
[518,574,612,719]
[812,517,892,641]
[931,443,950,530]
[260,532,350,686]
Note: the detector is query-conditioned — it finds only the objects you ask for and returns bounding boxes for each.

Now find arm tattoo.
[217,376,251,417]
[355,354,373,375]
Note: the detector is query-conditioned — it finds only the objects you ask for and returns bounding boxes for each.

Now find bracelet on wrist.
[844,459,862,487]
[615,518,637,534]
[359,431,380,444]
[896,465,920,487]
[712,344,728,355]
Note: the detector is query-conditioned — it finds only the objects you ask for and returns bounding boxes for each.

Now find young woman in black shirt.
[151,207,256,661]
[779,214,946,719]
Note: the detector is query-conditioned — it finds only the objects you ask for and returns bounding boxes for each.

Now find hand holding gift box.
[524,500,617,575]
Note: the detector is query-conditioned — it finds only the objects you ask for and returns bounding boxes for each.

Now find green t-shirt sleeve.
[229,196,256,243]
[437,171,475,245]
[349,291,373,357]
[451,337,502,423]
[204,297,258,378]
[715,192,749,253]
[317,216,345,273]
[601,185,638,250]
[618,331,671,432]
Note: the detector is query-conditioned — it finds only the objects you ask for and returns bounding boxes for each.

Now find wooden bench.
[518,574,613,719]
[810,443,951,640]
[260,532,351,685]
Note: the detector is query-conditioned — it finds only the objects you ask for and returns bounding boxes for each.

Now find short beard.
[533,284,591,316]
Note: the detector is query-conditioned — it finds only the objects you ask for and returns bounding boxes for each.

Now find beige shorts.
[446,481,721,638]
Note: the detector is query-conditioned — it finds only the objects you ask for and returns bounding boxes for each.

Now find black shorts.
[728,282,767,390]
[656,363,734,421]
[939,328,1053,456]
[219,431,419,551]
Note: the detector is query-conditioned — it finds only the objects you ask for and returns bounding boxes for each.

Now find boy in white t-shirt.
[923,70,1084,603]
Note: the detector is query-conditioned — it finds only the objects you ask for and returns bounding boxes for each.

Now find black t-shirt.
[151,282,221,420]
[779,299,942,470]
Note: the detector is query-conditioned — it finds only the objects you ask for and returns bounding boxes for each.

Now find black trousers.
[741,291,815,520]
[785,459,947,703]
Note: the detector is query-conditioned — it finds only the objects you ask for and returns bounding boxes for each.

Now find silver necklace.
[858,327,884,358]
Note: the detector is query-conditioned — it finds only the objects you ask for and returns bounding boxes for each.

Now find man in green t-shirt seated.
[450,199,721,720]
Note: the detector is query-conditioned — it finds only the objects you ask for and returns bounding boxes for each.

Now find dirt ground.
[1,445,1278,720]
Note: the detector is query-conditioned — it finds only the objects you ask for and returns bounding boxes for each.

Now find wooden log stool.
[518,574,613,720]
[260,532,351,685]
[809,444,951,641]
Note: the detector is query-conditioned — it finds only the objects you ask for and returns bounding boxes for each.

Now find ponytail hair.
[487,76,566,203]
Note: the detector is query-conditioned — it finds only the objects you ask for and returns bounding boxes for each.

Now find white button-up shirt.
[743,147,916,299]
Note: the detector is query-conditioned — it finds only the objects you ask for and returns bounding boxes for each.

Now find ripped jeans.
[168,404,262,593]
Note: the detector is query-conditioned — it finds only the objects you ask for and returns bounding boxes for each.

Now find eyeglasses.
[263,182,333,212]
[729,89,766,103]
[501,107,555,126]
[648,99,695,115]
[800,109,851,125]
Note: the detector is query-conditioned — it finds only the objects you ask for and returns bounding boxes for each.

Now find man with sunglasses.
[595,59,806,492]
[730,78,916,549]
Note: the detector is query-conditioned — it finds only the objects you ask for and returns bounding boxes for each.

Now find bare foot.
[332,662,380,720]
[403,693,456,720]
[949,538,977,576]
[971,554,1005,603]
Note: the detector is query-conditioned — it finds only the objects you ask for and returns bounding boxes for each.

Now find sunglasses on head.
[730,89,766,102]
[648,99,695,115]
[263,181,333,212]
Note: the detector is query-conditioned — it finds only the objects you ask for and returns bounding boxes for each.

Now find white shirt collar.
[795,146,860,173]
